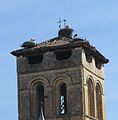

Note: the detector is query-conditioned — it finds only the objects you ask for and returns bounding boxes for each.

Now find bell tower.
[11,26,109,120]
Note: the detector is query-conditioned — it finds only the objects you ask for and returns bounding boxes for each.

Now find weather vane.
[57,19,67,29]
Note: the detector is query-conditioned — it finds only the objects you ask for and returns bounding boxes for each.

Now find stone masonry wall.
[17,48,84,120]
[17,47,105,120]
[82,50,106,120]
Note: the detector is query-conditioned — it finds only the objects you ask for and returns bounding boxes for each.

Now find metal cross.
[57,19,63,29]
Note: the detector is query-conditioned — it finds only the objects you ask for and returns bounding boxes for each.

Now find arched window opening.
[36,84,44,117]
[95,60,101,70]
[55,50,72,60]
[85,52,92,63]
[27,54,43,64]
[60,83,67,115]
[87,79,95,117]
[96,83,103,120]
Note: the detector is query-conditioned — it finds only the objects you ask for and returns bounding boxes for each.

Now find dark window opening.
[87,79,95,117]
[56,50,72,60]
[95,60,101,69]
[85,53,92,63]
[96,84,103,120]
[36,84,44,117]
[60,83,67,115]
[27,55,43,64]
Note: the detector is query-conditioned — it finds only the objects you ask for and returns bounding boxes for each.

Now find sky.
[0,0,118,120]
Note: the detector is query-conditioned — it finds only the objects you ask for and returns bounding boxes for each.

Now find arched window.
[60,83,67,115]
[36,84,44,117]
[87,79,95,117]
[85,52,92,63]
[96,83,103,120]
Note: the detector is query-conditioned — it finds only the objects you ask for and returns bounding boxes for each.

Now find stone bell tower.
[11,25,109,120]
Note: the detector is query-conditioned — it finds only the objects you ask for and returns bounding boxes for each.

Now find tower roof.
[11,27,109,64]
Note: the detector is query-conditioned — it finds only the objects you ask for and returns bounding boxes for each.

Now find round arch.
[86,75,95,117]
[96,80,103,95]
[51,74,72,116]
[51,74,72,88]
[96,80,103,120]
[86,75,95,89]
[28,76,49,119]
[28,76,49,90]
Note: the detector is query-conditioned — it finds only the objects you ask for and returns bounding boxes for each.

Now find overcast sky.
[0,0,118,120]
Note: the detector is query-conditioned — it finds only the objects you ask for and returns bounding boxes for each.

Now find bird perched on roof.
[21,38,37,48]
[30,38,35,41]
[91,45,96,51]
[65,24,70,29]
[73,33,79,38]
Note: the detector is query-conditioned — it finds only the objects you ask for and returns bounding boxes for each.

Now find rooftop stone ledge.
[11,36,109,65]
[16,48,83,74]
